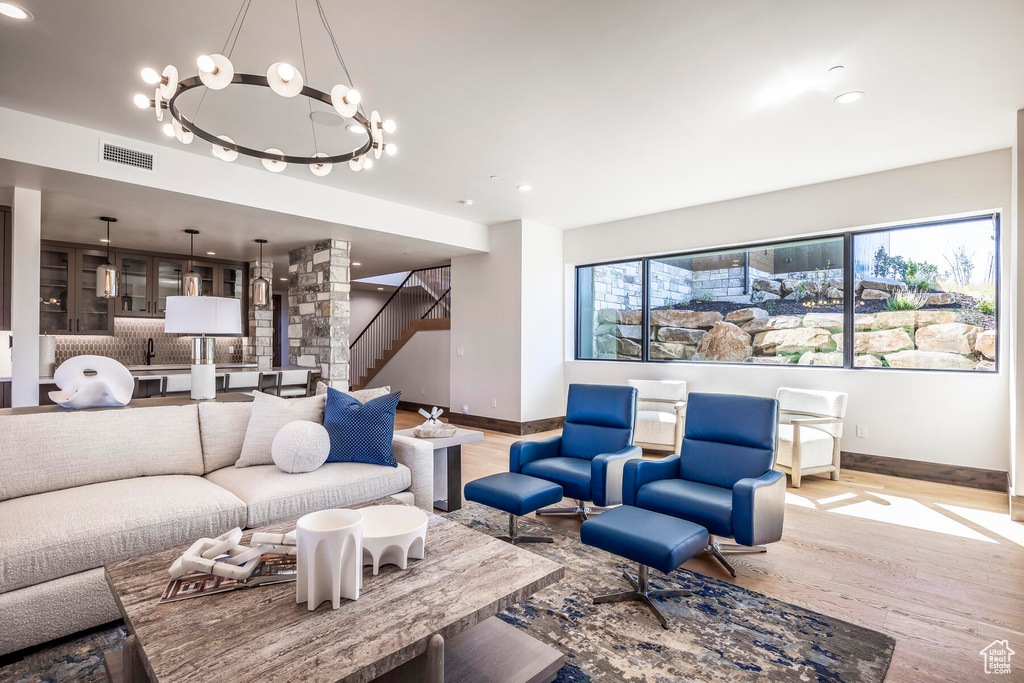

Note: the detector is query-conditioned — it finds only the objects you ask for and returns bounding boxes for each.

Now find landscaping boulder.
[595,323,642,340]
[854,354,884,367]
[825,287,843,300]
[742,315,803,334]
[832,333,843,351]
[855,314,878,331]
[860,288,889,300]
[916,311,957,326]
[802,312,843,331]
[883,350,977,370]
[596,334,641,357]
[924,292,955,306]
[597,309,621,324]
[753,279,782,295]
[725,307,768,324]
[780,279,800,297]
[854,328,914,354]
[751,356,797,364]
[797,352,843,366]
[857,277,907,294]
[754,327,833,356]
[976,329,996,360]
[977,360,996,371]
[650,342,696,360]
[875,310,956,330]
[650,309,723,329]
[696,322,752,362]
[914,323,978,355]
[619,310,643,325]
[656,327,706,344]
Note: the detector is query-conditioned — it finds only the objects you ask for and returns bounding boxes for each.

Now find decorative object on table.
[133,0,397,176]
[38,332,56,378]
[271,420,331,473]
[168,528,264,581]
[250,530,297,556]
[235,391,326,467]
[360,505,427,575]
[323,388,401,466]
[47,355,134,409]
[252,239,271,308]
[296,508,363,610]
[413,406,457,438]
[164,294,242,400]
[95,217,120,299]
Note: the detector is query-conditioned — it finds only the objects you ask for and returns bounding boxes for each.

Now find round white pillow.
[271,421,331,473]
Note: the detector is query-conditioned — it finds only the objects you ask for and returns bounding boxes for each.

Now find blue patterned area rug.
[447,503,895,683]
[0,505,894,683]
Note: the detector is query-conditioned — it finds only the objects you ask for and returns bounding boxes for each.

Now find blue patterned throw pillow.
[323,388,400,466]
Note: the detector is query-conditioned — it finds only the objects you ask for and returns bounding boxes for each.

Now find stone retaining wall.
[593,307,995,370]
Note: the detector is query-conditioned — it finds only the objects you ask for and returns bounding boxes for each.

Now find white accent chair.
[775,387,848,487]
[627,379,687,454]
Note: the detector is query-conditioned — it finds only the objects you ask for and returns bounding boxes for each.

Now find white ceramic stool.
[360,505,428,575]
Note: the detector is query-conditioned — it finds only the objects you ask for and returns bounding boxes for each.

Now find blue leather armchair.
[511,383,641,519]
[622,392,786,577]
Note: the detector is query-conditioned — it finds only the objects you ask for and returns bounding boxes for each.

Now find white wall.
[366,329,451,408]
[564,150,1012,471]
[520,221,565,421]
[350,289,393,339]
[10,187,40,407]
[1012,111,1023,496]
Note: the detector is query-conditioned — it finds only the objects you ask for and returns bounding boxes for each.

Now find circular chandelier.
[132,0,395,176]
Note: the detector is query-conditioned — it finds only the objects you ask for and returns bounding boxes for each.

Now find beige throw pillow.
[236,392,327,468]
[315,381,392,404]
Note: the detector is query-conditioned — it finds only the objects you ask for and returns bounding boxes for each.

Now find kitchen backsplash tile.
[52,318,247,366]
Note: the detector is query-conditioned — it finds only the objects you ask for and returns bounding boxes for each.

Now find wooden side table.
[395,427,484,512]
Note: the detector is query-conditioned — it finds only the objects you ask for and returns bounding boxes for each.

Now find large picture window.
[575,214,998,372]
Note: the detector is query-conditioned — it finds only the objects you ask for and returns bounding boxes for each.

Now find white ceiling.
[1,0,1023,232]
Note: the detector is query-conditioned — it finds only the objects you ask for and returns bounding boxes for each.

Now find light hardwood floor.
[396,411,1024,683]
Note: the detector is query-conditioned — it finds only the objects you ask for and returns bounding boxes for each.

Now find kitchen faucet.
[145,338,156,366]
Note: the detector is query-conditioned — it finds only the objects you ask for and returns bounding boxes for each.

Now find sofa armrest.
[509,435,561,473]
[732,470,786,547]
[591,445,643,506]
[622,454,680,506]
[392,435,433,512]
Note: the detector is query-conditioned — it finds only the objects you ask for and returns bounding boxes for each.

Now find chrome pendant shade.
[183,229,202,296]
[253,239,271,309]
[95,217,120,299]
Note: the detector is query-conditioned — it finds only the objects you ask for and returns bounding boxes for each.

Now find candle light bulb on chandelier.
[363,158,373,170]
[133,93,150,109]
[384,143,397,156]
[277,63,295,83]
[162,123,174,137]
[382,119,396,134]
[141,67,161,85]
[197,55,216,74]
[346,89,361,105]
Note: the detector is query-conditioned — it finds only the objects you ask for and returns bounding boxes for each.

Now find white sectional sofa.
[0,400,432,655]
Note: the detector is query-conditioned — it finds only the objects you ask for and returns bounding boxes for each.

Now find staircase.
[349,265,450,390]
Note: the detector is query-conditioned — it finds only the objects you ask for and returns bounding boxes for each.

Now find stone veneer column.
[288,239,351,389]
[248,259,274,369]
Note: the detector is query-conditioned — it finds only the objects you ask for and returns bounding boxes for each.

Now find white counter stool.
[160,373,193,397]
[277,369,313,397]
[225,370,264,393]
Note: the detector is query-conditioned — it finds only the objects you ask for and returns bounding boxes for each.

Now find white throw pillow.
[272,421,331,473]
[315,382,392,404]
[236,392,327,467]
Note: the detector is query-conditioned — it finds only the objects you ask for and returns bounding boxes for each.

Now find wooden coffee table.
[104,497,564,683]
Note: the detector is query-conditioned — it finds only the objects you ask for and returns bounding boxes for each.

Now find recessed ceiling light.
[352,261,361,266]
[100,238,110,243]
[0,3,33,20]
[517,185,531,192]
[310,109,345,127]
[206,251,216,255]
[828,65,845,77]
[280,277,287,281]
[377,287,384,291]
[347,123,366,134]
[834,91,864,104]
[459,199,474,207]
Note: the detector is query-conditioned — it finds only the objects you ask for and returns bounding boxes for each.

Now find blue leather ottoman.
[464,472,564,545]
[580,505,708,628]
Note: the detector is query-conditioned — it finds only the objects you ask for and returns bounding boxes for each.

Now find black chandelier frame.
[167,74,374,165]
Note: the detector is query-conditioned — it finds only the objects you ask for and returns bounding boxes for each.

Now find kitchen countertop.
[38,365,319,384]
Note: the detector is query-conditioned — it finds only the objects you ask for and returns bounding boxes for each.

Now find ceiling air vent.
[98,140,156,172]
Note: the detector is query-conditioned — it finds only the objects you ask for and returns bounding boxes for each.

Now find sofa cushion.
[324,388,400,466]
[0,475,246,594]
[236,392,326,468]
[205,461,412,528]
[0,405,205,502]
[198,401,254,472]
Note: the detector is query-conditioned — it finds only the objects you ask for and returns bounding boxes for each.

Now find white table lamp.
[165,296,242,399]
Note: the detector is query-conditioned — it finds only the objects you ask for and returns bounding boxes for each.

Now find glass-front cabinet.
[74,249,115,334]
[116,253,152,317]
[39,245,115,335]
[39,246,72,333]
[155,258,186,315]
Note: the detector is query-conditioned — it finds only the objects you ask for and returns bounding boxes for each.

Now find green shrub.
[884,289,929,311]
[976,299,996,315]
[763,298,778,315]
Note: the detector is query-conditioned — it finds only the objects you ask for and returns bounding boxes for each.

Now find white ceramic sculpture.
[48,355,134,409]
[271,421,331,473]
[296,509,363,610]
[168,528,264,581]
[413,406,457,438]
[360,505,428,576]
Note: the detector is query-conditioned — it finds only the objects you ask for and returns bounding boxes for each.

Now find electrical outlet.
[420,387,425,396]
[491,398,497,408]
[856,425,867,438]
[228,345,235,353]
[456,347,465,357]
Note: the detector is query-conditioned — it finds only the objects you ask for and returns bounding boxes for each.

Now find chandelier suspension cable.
[315,0,365,119]
[295,0,319,155]
[193,0,253,124]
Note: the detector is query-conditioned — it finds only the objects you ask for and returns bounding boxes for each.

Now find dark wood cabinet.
[1,207,10,331]
[0,381,9,410]
[39,245,115,335]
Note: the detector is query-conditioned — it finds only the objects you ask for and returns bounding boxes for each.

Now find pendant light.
[96,217,120,299]
[253,239,271,308]
[183,229,202,296]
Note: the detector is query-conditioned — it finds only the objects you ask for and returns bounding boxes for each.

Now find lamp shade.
[165,296,242,336]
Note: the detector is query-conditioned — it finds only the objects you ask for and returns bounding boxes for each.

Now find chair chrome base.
[535,499,607,521]
[592,564,691,630]
[705,537,767,577]
[496,513,553,546]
